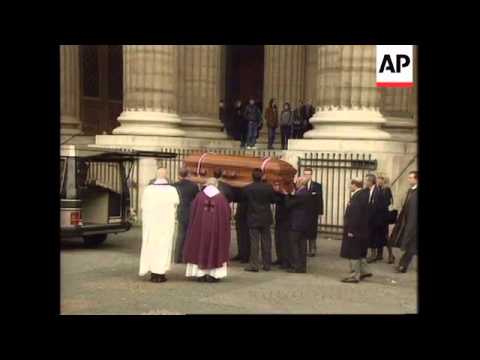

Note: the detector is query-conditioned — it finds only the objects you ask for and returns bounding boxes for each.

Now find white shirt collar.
[153,178,168,185]
[411,184,418,190]
[203,185,220,198]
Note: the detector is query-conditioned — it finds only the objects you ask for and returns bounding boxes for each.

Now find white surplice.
[139,180,180,276]
[185,185,228,279]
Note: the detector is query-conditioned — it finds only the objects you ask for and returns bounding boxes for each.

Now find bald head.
[156,167,168,180]
[205,177,218,187]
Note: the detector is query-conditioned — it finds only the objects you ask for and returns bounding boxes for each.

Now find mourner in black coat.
[377,176,395,263]
[365,174,389,263]
[283,181,315,273]
[242,169,282,272]
[173,168,200,263]
[303,168,324,257]
[340,180,371,283]
[389,171,418,273]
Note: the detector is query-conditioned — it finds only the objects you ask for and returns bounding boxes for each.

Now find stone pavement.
[61,227,417,315]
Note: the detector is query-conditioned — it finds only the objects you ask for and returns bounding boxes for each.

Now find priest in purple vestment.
[183,177,232,283]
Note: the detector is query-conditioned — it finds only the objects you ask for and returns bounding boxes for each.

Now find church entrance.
[224,45,264,111]
[80,45,123,136]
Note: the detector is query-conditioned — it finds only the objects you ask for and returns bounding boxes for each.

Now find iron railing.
[298,153,377,236]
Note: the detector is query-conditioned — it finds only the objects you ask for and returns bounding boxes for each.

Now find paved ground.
[61,227,417,315]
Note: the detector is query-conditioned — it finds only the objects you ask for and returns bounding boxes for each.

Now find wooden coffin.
[183,153,297,192]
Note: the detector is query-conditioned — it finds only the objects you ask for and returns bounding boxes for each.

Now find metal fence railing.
[298,153,377,236]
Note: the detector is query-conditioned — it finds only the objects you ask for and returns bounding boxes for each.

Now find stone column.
[60,45,82,135]
[381,45,417,142]
[177,45,226,139]
[113,45,184,137]
[304,45,391,140]
[304,45,319,105]
[263,45,306,110]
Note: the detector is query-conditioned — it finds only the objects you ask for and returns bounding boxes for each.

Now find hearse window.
[60,157,67,198]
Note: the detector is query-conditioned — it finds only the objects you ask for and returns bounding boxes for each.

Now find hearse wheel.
[83,234,107,247]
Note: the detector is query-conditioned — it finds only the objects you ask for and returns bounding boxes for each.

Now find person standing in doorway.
[244,98,262,149]
[303,167,324,257]
[173,167,200,263]
[279,102,293,150]
[233,100,246,146]
[340,179,371,283]
[304,100,315,133]
[265,98,278,150]
[389,171,418,273]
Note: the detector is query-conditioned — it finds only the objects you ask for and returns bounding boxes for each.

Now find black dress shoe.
[395,266,407,273]
[262,266,271,271]
[231,255,242,261]
[158,275,167,283]
[244,267,259,272]
[197,276,207,282]
[206,275,220,283]
[272,260,282,266]
[360,273,373,280]
[366,257,378,264]
[341,277,359,283]
[286,268,297,273]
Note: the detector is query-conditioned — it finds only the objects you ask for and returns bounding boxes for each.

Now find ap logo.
[376,45,414,88]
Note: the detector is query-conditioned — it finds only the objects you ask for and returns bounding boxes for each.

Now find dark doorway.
[80,45,123,135]
[224,46,264,111]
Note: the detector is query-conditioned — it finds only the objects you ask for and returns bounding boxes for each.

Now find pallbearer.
[139,168,180,283]
[183,178,232,283]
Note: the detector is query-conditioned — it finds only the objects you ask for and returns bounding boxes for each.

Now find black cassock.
[367,185,388,248]
[340,189,369,260]
[306,181,324,240]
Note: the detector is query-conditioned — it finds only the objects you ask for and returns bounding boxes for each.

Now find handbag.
[387,209,398,224]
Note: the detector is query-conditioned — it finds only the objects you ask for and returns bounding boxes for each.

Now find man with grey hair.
[183,177,232,282]
[139,168,180,283]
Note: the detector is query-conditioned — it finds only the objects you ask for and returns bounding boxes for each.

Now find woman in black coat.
[340,180,371,283]
[377,176,395,263]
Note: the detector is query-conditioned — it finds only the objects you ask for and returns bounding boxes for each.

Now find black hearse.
[60,145,176,246]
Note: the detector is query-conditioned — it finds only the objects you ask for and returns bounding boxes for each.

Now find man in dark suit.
[283,177,315,273]
[173,167,199,263]
[340,179,371,283]
[302,168,324,257]
[389,171,418,273]
[213,168,234,203]
[365,174,388,263]
[243,168,281,272]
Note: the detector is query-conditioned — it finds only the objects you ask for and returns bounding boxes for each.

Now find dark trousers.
[292,126,303,139]
[288,230,308,272]
[240,128,247,147]
[248,226,272,270]
[274,222,289,264]
[268,127,276,149]
[175,220,188,263]
[399,249,416,271]
[236,220,250,261]
[280,125,291,149]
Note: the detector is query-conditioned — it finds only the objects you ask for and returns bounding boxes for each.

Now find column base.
[95,134,241,150]
[181,116,227,139]
[113,110,185,137]
[303,109,392,141]
[61,115,82,136]
[383,116,417,142]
